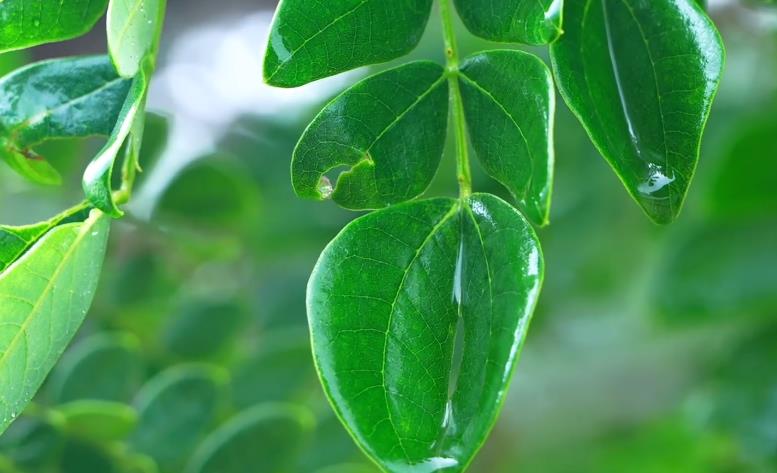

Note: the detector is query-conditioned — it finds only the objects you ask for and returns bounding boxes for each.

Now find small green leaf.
[0,56,132,185]
[293,62,448,210]
[264,0,434,87]
[107,0,167,78]
[130,365,226,471]
[308,194,543,472]
[453,0,563,44]
[0,210,111,435]
[185,404,314,473]
[0,203,89,272]
[56,400,138,442]
[83,67,148,217]
[162,299,245,359]
[49,332,143,404]
[550,0,725,224]
[0,0,109,53]
[458,50,555,226]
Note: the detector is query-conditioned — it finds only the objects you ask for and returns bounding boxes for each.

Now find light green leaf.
[185,404,314,473]
[0,210,111,435]
[107,0,167,78]
[549,0,725,224]
[130,365,226,471]
[0,0,109,53]
[293,62,448,210]
[56,400,138,442]
[458,50,555,226]
[83,67,148,217]
[0,56,132,185]
[264,0,434,87]
[308,193,543,472]
[453,0,563,44]
[49,332,143,404]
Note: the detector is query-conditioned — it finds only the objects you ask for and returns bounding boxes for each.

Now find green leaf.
[0,414,64,470]
[107,0,167,78]
[0,0,109,53]
[549,0,724,224]
[314,464,380,473]
[0,56,132,185]
[453,0,563,45]
[458,50,555,226]
[60,439,117,473]
[264,0,434,87]
[130,365,226,471]
[185,404,314,473]
[56,400,138,442]
[0,203,89,272]
[49,332,143,404]
[161,299,244,359]
[83,67,148,217]
[308,193,543,472]
[0,210,110,435]
[293,62,448,210]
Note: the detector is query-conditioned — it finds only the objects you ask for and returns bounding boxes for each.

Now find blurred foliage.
[0,3,775,472]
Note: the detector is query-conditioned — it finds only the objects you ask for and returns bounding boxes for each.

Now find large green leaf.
[0,56,131,185]
[130,365,225,471]
[0,0,109,53]
[453,0,563,45]
[107,0,167,78]
[549,0,724,224]
[0,210,110,435]
[185,404,314,473]
[292,62,448,210]
[458,50,555,226]
[308,193,543,472]
[264,0,434,87]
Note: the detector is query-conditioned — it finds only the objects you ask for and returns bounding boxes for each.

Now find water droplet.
[317,176,334,199]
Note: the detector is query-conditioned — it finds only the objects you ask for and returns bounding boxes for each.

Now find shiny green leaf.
[0,210,110,435]
[458,50,555,226]
[550,0,724,224]
[293,62,448,210]
[0,56,131,185]
[264,0,434,87]
[0,0,109,53]
[309,194,543,472]
[107,0,167,77]
[453,0,563,44]
[185,404,314,473]
[130,365,226,471]
[57,400,138,442]
[49,332,143,404]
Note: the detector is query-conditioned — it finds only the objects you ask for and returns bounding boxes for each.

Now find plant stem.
[439,0,472,199]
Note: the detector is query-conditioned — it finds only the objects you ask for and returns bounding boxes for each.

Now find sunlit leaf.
[0,0,109,53]
[264,0,434,87]
[309,194,543,471]
[292,62,448,210]
[453,0,563,44]
[550,0,724,224]
[0,210,110,435]
[56,400,138,442]
[107,0,167,77]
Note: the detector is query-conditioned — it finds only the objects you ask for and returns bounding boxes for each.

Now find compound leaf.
[458,50,555,226]
[0,210,110,435]
[550,0,724,224]
[293,62,448,210]
[454,0,563,45]
[264,0,434,87]
[308,193,543,472]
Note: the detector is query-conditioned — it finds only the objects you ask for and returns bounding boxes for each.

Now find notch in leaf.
[292,61,449,210]
[550,0,724,224]
[308,193,543,472]
[264,0,434,87]
[454,0,564,45]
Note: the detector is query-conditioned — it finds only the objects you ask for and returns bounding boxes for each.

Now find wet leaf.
[107,0,167,78]
[264,0,433,87]
[0,210,110,435]
[453,0,563,45]
[308,193,543,472]
[56,400,138,442]
[458,50,555,226]
[550,0,724,224]
[293,62,448,210]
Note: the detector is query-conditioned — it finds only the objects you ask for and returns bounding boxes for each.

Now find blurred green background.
[0,1,776,472]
